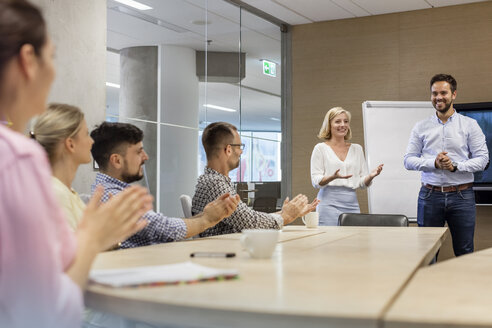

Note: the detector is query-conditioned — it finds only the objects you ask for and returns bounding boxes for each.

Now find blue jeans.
[417,185,476,256]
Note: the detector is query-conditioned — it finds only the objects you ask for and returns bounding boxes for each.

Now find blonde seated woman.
[33,103,91,231]
[33,104,127,327]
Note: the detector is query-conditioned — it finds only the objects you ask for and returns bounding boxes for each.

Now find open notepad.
[90,261,239,288]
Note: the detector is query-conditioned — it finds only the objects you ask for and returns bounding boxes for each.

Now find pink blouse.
[0,125,82,327]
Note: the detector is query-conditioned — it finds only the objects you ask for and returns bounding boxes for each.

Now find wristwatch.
[451,162,458,172]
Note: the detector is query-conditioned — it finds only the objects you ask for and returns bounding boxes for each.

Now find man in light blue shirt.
[404,74,488,256]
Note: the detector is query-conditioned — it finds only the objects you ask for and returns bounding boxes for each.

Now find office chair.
[79,193,92,205]
[235,182,249,203]
[338,213,409,227]
[253,197,278,213]
[180,194,192,218]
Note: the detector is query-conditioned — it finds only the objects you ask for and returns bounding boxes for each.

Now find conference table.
[384,246,492,328]
[85,226,447,328]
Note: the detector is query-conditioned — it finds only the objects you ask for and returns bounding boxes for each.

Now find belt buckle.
[441,185,444,192]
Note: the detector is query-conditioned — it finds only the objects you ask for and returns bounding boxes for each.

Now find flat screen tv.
[455,102,492,204]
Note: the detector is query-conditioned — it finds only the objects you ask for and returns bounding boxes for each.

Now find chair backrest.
[338,213,409,227]
[254,182,281,199]
[235,182,249,203]
[79,193,92,205]
[180,194,192,218]
[253,196,278,213]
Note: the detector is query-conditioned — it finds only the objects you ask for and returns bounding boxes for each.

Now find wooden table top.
[86,226,447,328]
[384,246,492,328]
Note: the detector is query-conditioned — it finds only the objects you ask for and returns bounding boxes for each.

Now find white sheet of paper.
[90,261,239,287]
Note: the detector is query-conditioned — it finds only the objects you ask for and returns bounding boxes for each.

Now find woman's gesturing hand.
[332,169,353,180]
[369,164,384,178]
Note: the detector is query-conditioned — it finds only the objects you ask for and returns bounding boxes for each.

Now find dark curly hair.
[90,122,144,170]
[430,74,457,93]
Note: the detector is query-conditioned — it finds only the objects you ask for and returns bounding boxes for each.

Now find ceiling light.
[106,82,120,88]
[113,0,152,11]
[203,104,237,112]
[270,117,280,121]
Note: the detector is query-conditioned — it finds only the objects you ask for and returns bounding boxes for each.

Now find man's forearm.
[183,213,213,238]
[404,155,435,172]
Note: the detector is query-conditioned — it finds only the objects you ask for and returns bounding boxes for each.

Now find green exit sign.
[263,60,276,77]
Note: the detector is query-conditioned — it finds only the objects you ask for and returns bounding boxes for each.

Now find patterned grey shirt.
[92,172,187,248]
[192,167,283,237]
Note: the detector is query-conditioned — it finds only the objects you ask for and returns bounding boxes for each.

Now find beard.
[121,172,143,184]
[121,167,144,183]
[433,100,452,113]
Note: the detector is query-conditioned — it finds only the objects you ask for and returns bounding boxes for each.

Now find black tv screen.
[455,102,492,203]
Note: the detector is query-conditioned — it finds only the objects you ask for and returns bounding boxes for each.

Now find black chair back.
[253,197,278,213]
[338,213,409,227]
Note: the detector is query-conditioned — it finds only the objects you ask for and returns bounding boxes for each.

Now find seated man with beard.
[90,122,239,248]
[192,122,319,237]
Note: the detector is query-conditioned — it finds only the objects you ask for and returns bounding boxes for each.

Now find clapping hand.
[435,151,454,171]
[80,185,153,252]
[280,194,309,225]
[299,198,320,217]
[203,193,241,224]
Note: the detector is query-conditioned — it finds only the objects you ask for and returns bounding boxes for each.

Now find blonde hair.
[33,103,85,165]
[317,107,352,140]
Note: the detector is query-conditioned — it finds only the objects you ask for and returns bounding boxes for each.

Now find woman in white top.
[310,107,383,226]
[33,103,91,231]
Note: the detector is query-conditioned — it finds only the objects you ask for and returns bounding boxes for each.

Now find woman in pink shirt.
[0,1,153,327]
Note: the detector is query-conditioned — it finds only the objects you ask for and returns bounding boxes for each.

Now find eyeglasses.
[229,143,245,150]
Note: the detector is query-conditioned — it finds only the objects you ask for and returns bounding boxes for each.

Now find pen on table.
[190,252,236,258]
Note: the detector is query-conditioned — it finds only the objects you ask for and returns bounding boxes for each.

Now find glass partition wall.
[106,0,282,216]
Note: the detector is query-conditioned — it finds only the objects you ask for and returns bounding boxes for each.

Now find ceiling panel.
[274,0,357,21]
[241,0,312,24]
[183,0,241,25]
[332,0,372,16]
[427,0,488,7]
[351,0,430,15]
[241,0,487,25]
[240,9,281,42]
[107,10,191,45]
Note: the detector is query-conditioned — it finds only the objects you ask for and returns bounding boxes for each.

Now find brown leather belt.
[424,183,473,192]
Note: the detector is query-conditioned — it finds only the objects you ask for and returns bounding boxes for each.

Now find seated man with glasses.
[192,122,319,236]
[90,122,240,248]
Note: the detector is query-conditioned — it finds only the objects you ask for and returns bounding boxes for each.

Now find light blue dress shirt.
[404,111,489,186]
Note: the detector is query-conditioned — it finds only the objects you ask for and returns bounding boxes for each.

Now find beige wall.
[291,2,492,259]
[32,0,106,195]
